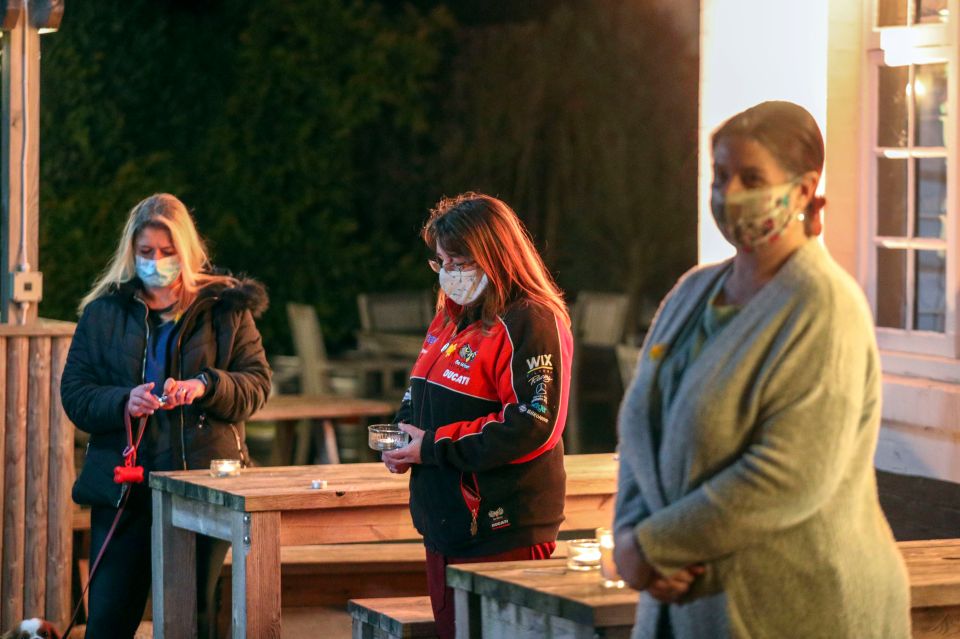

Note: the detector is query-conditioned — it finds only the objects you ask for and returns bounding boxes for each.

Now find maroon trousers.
[425,542,556,639]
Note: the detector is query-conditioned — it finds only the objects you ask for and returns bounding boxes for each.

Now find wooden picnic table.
[249,393,396,465]
[448,539,960,639]
[149,453,617,638]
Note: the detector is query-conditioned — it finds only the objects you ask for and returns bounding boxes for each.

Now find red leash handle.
[64,406,148,637]
[113,407,147,485]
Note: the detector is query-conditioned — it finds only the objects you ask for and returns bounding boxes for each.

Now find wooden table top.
[448,558,638,628]
[899,538,960,608]
[149,452,618,514]
[448,538,960,627]
[249,393,396,422]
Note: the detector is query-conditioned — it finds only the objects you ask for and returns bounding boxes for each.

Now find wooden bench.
[219,542,429,609]
[349,596,437,639]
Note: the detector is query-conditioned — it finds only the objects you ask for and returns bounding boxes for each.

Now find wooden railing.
[0,319,75,630]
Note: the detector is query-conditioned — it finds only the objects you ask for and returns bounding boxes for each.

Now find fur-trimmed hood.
[111,273,269,318]
[195,277,269,318]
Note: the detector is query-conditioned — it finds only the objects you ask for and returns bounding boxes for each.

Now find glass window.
[878,66,909,147]
[877,248,908,329]
[878,0,909,26]
[877,157,908,236]
[914,63,948,147]
[917,0,949,24]
[916,157,946,239]
[870,0,953,347]
[915,249,946,331]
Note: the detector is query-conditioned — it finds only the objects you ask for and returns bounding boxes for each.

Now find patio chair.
[356,291,435,357]
[566,292,630,453]
[285,302,340,463]
[615,343,642,390]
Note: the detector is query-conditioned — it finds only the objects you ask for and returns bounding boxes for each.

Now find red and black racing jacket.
[396,297,573,557]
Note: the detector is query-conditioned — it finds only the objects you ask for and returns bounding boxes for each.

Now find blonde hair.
[79,193,235,316]
[423,192,570,328]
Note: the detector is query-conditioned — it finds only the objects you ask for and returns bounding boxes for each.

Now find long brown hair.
[422,192,570,328]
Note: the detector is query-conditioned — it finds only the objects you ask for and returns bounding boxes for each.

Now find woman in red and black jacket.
[383,192,574,638]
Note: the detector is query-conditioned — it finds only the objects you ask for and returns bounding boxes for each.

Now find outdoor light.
[0,0,63,32]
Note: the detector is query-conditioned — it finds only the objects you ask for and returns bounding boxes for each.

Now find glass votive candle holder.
[368,424,411,451]
[209,459,241,477]
[597,527,625,588]
[566,538,601,571]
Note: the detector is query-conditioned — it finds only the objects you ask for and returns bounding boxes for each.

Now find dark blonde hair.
[80,193,235,316]
[423,192,570,328]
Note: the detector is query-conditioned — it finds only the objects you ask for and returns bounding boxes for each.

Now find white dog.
[1,618,61,639]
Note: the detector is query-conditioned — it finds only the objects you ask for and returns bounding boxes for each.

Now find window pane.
[878,0,909,26]
[915,63,948,147]
[916,158,946,238]
[915,250,946,332]
[877,157,908,236]
[917,0,949,23]
[877,248,908,329]
[878,66,909,147]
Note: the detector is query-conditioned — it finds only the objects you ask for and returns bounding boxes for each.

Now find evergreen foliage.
[38,0,695,352]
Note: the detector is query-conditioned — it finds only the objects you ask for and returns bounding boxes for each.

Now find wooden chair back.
[357,291,434,334]
[615,344,642,390]
[286,302,331,394]
[572,292,629,347]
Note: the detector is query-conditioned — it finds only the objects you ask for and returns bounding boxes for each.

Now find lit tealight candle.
[566,539,601,571]
[597,527,625,588]
[209,459,241,477]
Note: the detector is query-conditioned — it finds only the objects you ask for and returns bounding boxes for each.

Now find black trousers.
[85,487,229,639]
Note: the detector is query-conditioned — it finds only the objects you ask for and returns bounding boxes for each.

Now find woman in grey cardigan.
[613,101,910,638]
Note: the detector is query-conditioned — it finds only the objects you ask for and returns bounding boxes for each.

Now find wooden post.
[0,0,63,325]
[1,2,40,324]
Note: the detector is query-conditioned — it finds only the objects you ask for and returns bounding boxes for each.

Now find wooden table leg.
[152,490,197,639]
[270,420,296,465]
[454,587,482,639]
[230,511,281,639]
[320,419,340,464]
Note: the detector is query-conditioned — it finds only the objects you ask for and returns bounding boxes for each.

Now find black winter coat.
[62,276,272,507]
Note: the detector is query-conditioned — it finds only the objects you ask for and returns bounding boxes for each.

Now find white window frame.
[861,4,959,359]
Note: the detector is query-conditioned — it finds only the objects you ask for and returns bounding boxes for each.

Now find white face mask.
[439,268,488,306]
[711,179,801,251]
[136,255,181,288]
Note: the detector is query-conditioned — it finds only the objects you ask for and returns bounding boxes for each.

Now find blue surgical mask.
[136,255,181,288]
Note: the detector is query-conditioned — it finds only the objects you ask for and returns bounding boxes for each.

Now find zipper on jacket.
[118,298,151,508]
[173,296,218,470]
[228,423,247,467]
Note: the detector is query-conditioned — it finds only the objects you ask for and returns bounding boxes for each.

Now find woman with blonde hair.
[62,193,271,638]
[382,192,574,638]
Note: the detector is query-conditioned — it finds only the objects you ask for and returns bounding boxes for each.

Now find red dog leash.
[63,408,147,638]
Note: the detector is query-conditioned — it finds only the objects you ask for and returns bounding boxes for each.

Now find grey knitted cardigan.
[615,241,910,639]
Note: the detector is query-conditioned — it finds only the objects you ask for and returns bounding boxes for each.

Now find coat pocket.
[72,445,124,507]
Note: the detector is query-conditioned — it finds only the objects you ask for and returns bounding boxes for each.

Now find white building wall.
[700,0,960,482]
[698,0,830,265]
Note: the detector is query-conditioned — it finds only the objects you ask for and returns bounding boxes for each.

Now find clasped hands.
[381,423,425,474]
[126,377,207,417]
[614,528,705,604]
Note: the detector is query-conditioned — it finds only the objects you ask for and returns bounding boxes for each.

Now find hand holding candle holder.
[597,527,626,588]
[566,538,602,571]
[368,424,411,451]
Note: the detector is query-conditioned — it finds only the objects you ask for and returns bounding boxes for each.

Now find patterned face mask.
[711,180,801,251]
[439,268,488,306]
[136,255,181,288]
